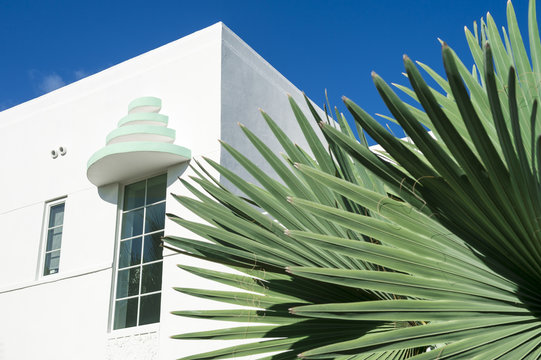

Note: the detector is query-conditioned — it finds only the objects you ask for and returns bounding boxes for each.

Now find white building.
[0,23,321,360]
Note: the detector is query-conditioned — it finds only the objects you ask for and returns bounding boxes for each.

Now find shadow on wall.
[97,162,190,204]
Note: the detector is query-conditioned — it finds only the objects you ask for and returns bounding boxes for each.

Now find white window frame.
[110,173,167,332]
[39,196,67,278]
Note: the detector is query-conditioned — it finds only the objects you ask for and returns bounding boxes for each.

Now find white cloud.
[74,69,87,80]
[38,73,65,93]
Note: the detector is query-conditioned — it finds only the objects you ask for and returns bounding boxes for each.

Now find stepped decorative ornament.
[87,97,191,186]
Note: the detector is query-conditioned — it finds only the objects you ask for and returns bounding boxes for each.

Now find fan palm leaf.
[164,0,541,358]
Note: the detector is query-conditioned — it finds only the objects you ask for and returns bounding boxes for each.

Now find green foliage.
[164,1,541,358]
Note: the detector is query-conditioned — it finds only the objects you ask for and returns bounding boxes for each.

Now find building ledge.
[87,142,190,186]
[0,262,112,294]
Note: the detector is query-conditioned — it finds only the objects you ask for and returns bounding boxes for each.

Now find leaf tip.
[286,196,293,204]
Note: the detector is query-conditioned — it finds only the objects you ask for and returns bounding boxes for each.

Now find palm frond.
[164,1,541,358]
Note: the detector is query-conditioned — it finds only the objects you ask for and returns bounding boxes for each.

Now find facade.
[0,23,322,359]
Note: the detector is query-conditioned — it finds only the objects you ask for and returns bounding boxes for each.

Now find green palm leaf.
[164,0,541,358]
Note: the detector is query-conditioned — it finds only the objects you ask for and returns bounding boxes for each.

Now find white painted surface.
[0,23,323,359]
[107,331,160,360]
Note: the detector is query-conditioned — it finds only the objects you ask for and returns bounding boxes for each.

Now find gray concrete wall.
[219,23,326,193]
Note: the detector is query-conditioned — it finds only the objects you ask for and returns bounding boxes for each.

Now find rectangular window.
[43,200,65,276]
[113,174,166,330]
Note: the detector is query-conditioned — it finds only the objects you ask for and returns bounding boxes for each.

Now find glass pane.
[145,203,165,233]
[143,232,163,263]
[139,293,161,325]
[44,250,60,275]
[146,174,167,205]
[116,267,140,298]
[121,209,144,239]
[46,227,63,251]
[141,262,162,294]
[48,203,65,227]
[113,297,138,330]
[119,237,142,268]
[123,180,145,211]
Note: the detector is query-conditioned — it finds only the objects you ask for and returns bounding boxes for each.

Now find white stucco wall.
[0,22,323,360]
[0,23,222,360]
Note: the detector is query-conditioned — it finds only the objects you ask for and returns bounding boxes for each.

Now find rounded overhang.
[87,142,191,187]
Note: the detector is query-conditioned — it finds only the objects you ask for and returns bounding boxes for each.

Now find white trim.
[107,182,123,332]
[108,323,160,339]
[37,196,67,279]
[2,263,111,294]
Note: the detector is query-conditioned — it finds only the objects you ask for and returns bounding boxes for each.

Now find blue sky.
[0,0,530,138]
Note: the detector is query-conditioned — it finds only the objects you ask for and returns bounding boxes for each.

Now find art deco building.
[0,23,322,360]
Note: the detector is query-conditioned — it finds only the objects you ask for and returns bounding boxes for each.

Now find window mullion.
[136,265,142,326]
[112,174,165,330]
[136,179,148,326]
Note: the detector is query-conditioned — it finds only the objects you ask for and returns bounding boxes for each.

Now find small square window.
[42,199,66,276]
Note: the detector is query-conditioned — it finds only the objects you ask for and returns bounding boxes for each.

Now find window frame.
[110,173,167,332]
[39,196,67,278]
